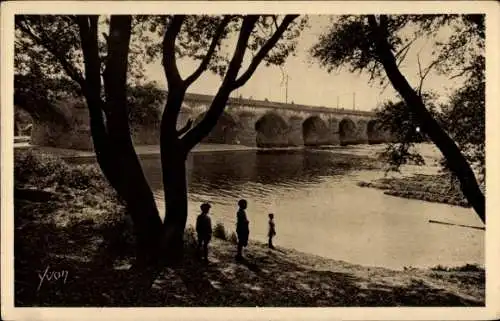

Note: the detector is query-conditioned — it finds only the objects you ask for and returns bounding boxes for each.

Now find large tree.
[311,14,485,223]
[15,14,306,265]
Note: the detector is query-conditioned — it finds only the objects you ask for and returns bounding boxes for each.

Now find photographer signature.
[37,266,68,291]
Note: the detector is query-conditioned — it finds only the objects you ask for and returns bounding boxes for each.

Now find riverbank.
[13,150,484,306]
[13,142,260,161]
[357,174,470,208]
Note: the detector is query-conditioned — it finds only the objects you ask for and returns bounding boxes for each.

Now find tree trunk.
[368,16,485,223]
[87,106,164,265]
[158,84,191,263]
[125,186,164,266]
[389,82,485,223]
[160,146,189,262]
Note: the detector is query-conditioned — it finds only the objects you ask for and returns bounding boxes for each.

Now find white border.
[2,1,499,320]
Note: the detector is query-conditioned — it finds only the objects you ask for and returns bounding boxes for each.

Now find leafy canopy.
[374,95,440,171]
[311,14,485,174]
[311,14,484,85]
[15,15,308,104]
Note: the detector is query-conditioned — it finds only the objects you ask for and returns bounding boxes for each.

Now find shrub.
[60,164,104,190]
[15,149,112,192]
[213,222,228,241]
[14,149,126,227]
[453,264,484,272]
[430,263,484,272]
[431,264,448,272]
[15,149,68,188]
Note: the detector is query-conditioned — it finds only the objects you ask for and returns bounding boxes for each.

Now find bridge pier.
[288,117,304,147]
[326,119,340,145]
[355,127,369,144]
[357,120,370,144]
[237,115,257,147]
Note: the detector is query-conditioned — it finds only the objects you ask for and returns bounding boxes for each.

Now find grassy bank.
[357,174,470,207]
[14,150,484,307]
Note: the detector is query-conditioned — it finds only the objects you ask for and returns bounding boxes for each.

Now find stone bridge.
[30,93,392,150]
[176,93,391,147]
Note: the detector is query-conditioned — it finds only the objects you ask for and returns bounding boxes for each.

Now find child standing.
[236,199,249,260]
[196,203,212,262]
[268,213,276,249]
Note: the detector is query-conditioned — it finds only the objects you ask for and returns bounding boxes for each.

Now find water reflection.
[142,149,363,199]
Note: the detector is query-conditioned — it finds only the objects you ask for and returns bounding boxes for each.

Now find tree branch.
[184,16,232,87]
[417,54,440,96]
[181,15,259,150]
[367,63,378,82]
[76,16,103,106]
[232,15,298,90]
[396,45,411,69]
[162,15,185,88]
[450,65,475,79]
[272,15,279,30]
[394,36,415,70]
[394,35,417,60]
[160,16,189,142]
[75,15,111,171]
[15,18,86,90]
[417,54,424,94]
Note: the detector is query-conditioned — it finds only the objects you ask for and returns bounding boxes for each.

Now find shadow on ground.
[15,197,484,307]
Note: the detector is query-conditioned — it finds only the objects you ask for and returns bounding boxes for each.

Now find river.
[138,143,484,270]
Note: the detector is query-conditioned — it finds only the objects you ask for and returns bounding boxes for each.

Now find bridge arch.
[339,118,357,145]
[302,116,329,146]
[194,111,240,144]
[255,112,289,147]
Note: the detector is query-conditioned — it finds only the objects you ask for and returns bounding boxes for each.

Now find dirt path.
[141,239,484,307]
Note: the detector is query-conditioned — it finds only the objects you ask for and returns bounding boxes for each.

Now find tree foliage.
[311,14,485,222]
[312,14,483,86]
[374,93,441,171]
[439,66,485,184]
[375,100,426,170]
[126,82,165,127]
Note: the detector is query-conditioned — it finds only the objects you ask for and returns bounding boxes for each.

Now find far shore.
[13,141,368,161]
[14,141,259,159]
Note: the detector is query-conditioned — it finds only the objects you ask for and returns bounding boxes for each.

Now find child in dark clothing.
[236,199,249,260]
[196,203,212,262]
[268,213,276,249]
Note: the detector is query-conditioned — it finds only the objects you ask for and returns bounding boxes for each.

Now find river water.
[138,143,484,270]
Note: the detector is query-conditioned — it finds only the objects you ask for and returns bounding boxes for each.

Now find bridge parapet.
[182,92,375,117]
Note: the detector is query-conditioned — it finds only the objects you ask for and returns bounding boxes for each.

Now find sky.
[144,15,463,112]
